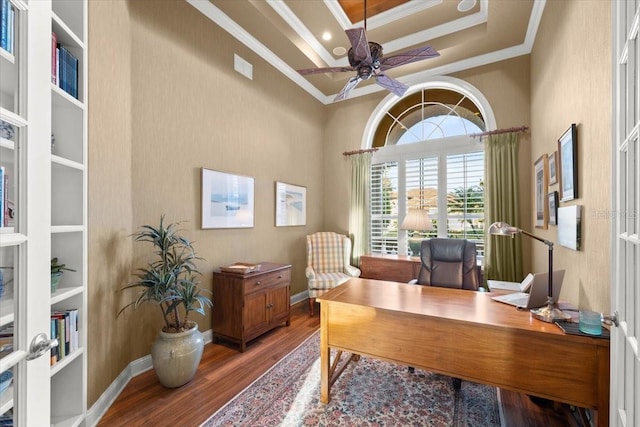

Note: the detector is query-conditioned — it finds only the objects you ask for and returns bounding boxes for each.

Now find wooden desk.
[317,278,610,426]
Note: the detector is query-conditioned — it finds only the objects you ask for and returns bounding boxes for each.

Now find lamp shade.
[487,221,520,236]
[400,209,432,231]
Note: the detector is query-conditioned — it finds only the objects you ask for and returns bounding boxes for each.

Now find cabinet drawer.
[244,269,290,294]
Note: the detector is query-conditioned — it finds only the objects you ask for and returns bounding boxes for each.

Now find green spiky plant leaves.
[119,215,212,332]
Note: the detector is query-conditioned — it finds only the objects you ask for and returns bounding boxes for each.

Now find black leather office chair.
[413,238,480,290]
[409,238,480,390]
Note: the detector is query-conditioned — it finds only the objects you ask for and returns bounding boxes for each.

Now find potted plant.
[51,257,75,292]
[118,215,212,388]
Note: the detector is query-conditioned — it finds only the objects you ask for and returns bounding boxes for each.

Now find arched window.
[365,78,495,259]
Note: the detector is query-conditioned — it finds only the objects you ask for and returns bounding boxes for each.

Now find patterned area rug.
[202,331,501,427]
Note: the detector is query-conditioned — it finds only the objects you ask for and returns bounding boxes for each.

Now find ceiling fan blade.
[297,66,354,75]
[334,76,362,102]
[379,45,440,70]
[374,72,408,98]
[345,28,372,64]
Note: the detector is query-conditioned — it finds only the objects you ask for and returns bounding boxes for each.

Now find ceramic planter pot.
[151,322,204,388]
[51,271,63,293]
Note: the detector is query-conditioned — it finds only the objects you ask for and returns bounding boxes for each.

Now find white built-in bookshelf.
[0,0,87,425]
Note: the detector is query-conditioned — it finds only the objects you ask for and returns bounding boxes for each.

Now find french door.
[0,1,55,425]
[611,1,639,426]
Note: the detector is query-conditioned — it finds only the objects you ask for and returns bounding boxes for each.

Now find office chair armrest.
[305,266,316,280]
[345,265,361,277]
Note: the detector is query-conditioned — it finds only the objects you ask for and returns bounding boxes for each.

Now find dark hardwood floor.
[98,302,587,426]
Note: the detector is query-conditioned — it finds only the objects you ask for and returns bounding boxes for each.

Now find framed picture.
[547,191,559,225]
[558,124,578,201]
[201,168,254,229]
[548,151,558,185]
[558,205,582,250]
[275,182,306,226]
[534,154,548,229]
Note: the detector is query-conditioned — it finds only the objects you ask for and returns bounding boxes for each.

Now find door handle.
[603,311,619,327]
[26,333,59,361]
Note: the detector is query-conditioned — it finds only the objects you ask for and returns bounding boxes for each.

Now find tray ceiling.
[187,0,544,104]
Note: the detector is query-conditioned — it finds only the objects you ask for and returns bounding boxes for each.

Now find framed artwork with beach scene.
[202,168,254,229]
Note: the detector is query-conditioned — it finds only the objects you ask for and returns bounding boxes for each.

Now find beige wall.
[88,0,326,407]
[87,0,612,413]
[530,0,611,313]
[87,0,133,408]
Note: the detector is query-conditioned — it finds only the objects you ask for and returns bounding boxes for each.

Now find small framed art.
[548,151,558,185]
[547,191,559,225]
[201,168,255,229]
[558,205,581,250]
[534,154,548,229]
[275,182,306,226]
[558,124,578,202]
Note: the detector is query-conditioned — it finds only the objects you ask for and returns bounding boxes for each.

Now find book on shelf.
[51,32,57,84]
[1,0,8,53]
[0,0,13,55]
[54,43,79,99]
[50,309,79,365]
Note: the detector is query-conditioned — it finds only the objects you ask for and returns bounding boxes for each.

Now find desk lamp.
[400,209,432,256]
[488,222,569,323]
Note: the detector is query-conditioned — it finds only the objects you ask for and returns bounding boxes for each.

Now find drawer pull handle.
[278,275,283,279]
[266,303,273,309]
[256,281,262,285]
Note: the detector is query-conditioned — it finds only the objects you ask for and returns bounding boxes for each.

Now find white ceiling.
[186,0,545,104]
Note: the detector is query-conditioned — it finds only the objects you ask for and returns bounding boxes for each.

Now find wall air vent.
[234,54,253,80]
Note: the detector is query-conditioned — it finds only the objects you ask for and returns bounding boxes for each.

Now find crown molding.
[188,0,546,105]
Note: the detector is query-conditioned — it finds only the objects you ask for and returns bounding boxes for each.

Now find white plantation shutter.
[369,150,484,256]
[446,151,485,255]
[370,162,398,254]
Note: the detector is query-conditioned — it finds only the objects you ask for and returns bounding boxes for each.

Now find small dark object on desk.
[555,320,610,339]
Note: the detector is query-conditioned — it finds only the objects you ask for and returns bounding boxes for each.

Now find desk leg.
[597,346,610,427]
[320,302,330,404]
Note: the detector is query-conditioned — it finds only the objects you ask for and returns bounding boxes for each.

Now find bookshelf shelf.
[0,46,14,64]
[49,1,88,424]
[52,84,84,109]
[50,285,83,305]
[51,12,84,51]
[52,154,83,171]
[0,232,25,246]
[50,347,83,377]
[0,137,14,150]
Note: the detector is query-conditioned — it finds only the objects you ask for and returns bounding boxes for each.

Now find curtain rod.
[469,126,529,138]
[342,148,379,156]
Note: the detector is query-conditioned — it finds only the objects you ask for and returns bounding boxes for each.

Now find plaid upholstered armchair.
[305,232,361,315]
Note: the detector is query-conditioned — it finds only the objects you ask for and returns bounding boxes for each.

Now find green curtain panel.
[348,152,372,267]
[484,133,523,283]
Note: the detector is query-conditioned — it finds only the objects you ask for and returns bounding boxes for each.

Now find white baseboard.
[86,293,307,426]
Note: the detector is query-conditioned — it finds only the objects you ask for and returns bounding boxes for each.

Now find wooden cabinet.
[212,262,291,352]
[360,254,421,282]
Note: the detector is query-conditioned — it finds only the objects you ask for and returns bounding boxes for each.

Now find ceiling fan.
[296,1,440,102]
